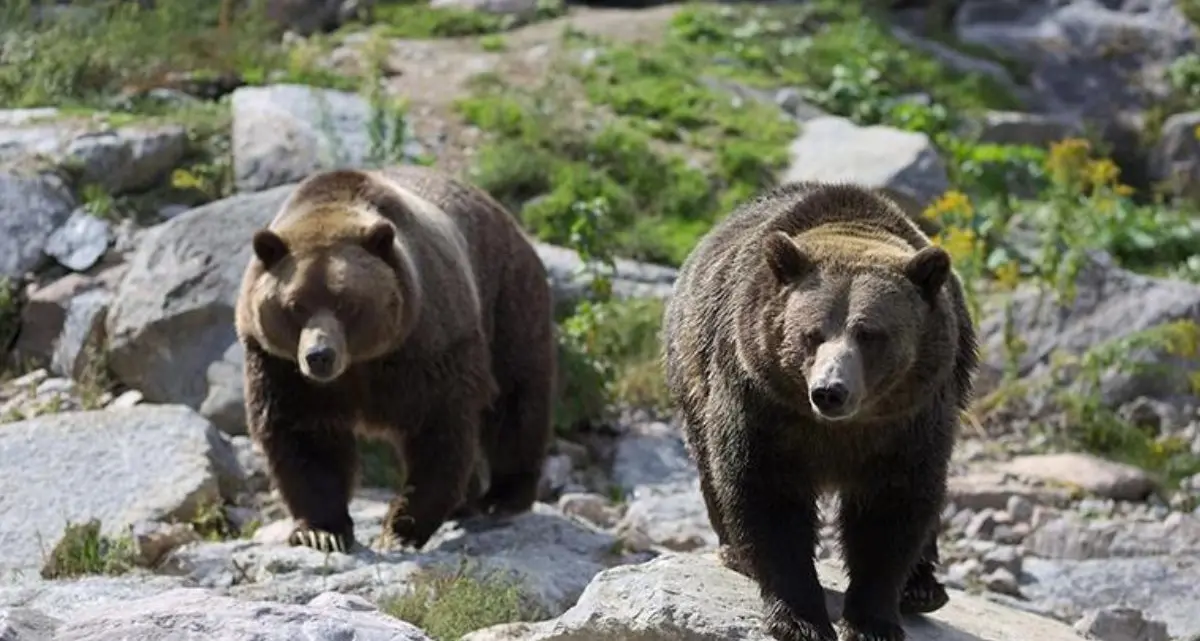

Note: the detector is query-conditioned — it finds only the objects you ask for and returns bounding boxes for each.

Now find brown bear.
[662,181,978,641]
[235,165,556,553]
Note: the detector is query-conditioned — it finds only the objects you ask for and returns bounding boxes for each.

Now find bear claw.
[289,527,351,553]
[900,572,949,614]
[836,618,905,641]
[765,610,836,641]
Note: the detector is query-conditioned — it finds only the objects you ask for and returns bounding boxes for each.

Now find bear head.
[761,227,956,423]
[242,190,416,384]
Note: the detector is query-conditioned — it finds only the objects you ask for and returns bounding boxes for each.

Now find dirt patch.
[330,5,683,176]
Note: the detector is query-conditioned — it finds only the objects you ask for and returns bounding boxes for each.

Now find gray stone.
[1022,556,1200,640]
[999,453,1157,502]
[977,251,1200,407]
[463,552,1089,641]
[198,342,247,435]
[783,115,950,208]
[1151,110,1200,200]
[53,587,432,641]
[0,167,76,280]
[0,405,243,574]
[231,84,424,193]
[50,288,110,381]
[105,185,293,408]
[264,0,375,37]
[973,111,1084,147]
[1073,606,1170,641]
[954,0,1196,122]
[43,208,112,272]
[0,608,60,641]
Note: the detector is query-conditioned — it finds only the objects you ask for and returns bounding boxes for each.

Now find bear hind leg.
[478,353,554,518]
[385,401,481,549]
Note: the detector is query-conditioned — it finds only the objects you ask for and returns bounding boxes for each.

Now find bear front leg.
[900,533,949,615]
[709,430,834,640]
[245,343,359,554]
[836,453,949,641]
[386,401,480,549]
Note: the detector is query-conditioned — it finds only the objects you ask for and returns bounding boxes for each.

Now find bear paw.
[835,617,905,641]
[899,571,949,614]
[765,609,836,641]
[289,525,352,553]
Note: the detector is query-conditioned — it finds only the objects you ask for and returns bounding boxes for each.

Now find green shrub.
[381,562,538,641]
[40,519,136,579]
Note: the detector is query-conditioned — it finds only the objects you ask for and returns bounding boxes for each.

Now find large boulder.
[783,115,950,209]
[0,405,244,574]
[463,552,1088,641]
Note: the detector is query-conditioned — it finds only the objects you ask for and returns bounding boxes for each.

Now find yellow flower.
[1193,124,1200,141]
[922,189,973,224]
[993,260,1021,291]
[1085,158,1121,190]
[932,226,978,263]
[1046,138,1092,188]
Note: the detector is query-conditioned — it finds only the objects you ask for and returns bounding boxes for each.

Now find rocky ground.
[4,0,1200,640]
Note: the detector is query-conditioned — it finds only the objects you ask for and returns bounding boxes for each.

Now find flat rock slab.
[998,453,1156,502]
[0,405,240,575]
[50,588,432,641]
[464,552,1086,641]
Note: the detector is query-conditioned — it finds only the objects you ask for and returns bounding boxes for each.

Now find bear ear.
[764,231,811,282]
[252,230,288,269]
[363,220,396,259]
[905,245,951,303]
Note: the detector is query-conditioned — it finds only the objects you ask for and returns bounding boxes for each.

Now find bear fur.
[661,181,978,641]
[235,165,556,552]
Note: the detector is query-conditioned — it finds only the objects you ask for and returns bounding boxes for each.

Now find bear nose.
[304,345,336,378]
[809,382,849,414]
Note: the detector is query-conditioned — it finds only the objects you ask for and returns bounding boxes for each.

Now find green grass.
[40,519,136,579]
[367,0,566,39]
[380,563,538,640]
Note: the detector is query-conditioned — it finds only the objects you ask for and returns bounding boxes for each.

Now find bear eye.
[855,327,888,347]
[285,299,311,319]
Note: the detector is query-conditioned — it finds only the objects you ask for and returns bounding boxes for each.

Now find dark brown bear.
[662,181,978,641]
[235,165,556,553]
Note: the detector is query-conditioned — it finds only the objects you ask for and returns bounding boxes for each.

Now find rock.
[954,0,1196,122]
[982,545,1023,577]
[783,115,950,208]
[431,0,541,18]
[463,552,1087,641]
[0,607,60,640]
[1006,495,1034,524]
[558,493,621,529]
[0,110,187,195]
[965,509,999,540]
[948,472,1073,511]
[0,166,76,280]
[610,420,716,551]
[1151,110,1200,200]
[538,453,573,500]
[1074,606,1170,641]
[983,567,1021,597]
[52,587,432,641]
[972,110,1083,147]
[50,288,110,381]
[0,405,243,574]
[170,500,645,617]
[534,243,677,309]
[1021,556,1200,640]
[264,0,374,36]
[977,251,1200,407]
[105,185,292,407]
[129,521,203,568]
[11,267,124,368]
[231,84,424,193]
[1023,512,1200,560]
[43,208,112,272]
[199,342,247,435]
[0,575,189,621]
[998,453,1156,502]
[106,183,677,409]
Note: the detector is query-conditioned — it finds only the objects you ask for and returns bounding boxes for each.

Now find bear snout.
[304,345,337,379]
[807,341,863,421]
